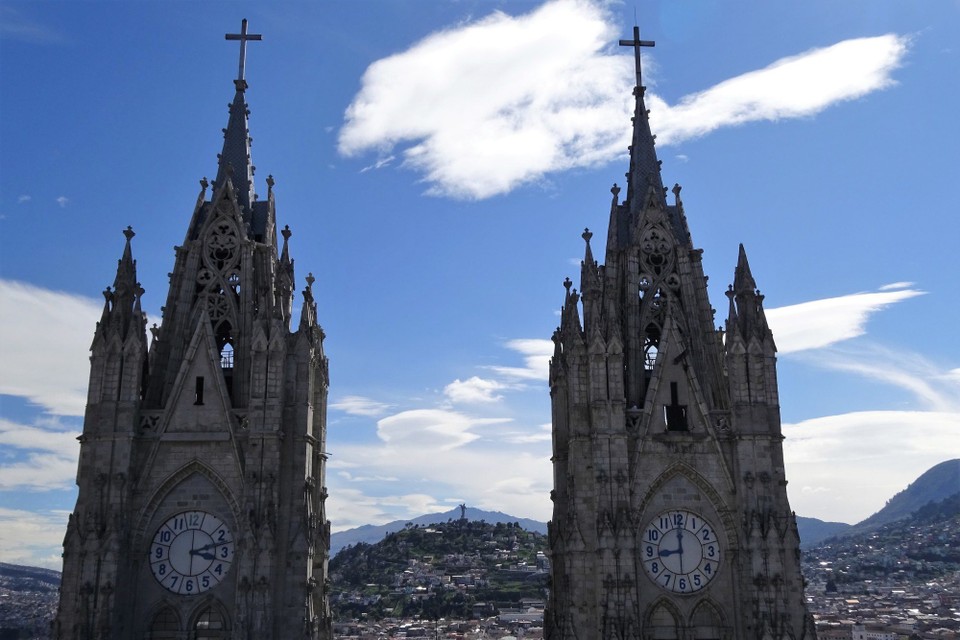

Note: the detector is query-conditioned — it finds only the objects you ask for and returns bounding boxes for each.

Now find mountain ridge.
[331,506,547,556]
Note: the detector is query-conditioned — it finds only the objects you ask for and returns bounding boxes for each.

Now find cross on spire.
[619,25,655,87]
[225,18,262,83]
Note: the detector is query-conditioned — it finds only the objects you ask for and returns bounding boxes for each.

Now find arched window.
[193,606,227,639]
[643,323,661,371]
[690,600,724,640]
[647,603,679,639]
[147,606,180,639]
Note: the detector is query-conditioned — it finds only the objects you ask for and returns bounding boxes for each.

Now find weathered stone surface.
[54,27,331,640]
[545,33,816,640]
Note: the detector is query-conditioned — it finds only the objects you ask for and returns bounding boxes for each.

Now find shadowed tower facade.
[545,28,816,640]
[54,21,332,640]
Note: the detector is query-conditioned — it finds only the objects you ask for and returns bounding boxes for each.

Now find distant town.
[3,498,958,639]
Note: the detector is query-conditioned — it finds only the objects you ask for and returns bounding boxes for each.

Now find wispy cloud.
[487,338,553,381]
[0,279,102,416]
[649,34,908,145]
[0,508,70,569]
[56,196,69,208]
[784,411,960,523]
[376,409,506,450]
[0,7,64,45]
[766,284,924,354]
[327,405,550,530]
[444,376,508,404]
[360,155,396,173]
[339,0,908,199]
[0,417,80,491]
[330,395,393,417]
[17,195,31,204]
[794,343,960,413]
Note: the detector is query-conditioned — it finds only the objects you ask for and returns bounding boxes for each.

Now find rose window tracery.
[636,224,679,385]
[194,217,243,362]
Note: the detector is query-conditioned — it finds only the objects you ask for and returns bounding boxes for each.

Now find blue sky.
[1,0,958,569]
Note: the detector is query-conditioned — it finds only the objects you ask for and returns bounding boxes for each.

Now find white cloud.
[330,394,393,417]
[488,338,553,381]
[0,417,80,491]
[649,34,908,145]
[56,196,69,208]
[444,376,507,404]
[806,345,960,413]
[360,155,396,173]
[879,281,914,291]
[339,0,908,200]
[0,7,63,45]
[326,404,552,530]
[0,508,70,569]
[766,285,924,354]
[0,279,102,416]
[784,411,960,524]
[376,408,506,450]
[501,423,553,445]
[340,0,625,199]
[17,194,31,204]
[328,488,455,532]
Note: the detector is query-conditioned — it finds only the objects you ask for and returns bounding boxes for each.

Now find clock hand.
[192,540,220,553]
[676,529,684,573]
[189,550,216,560]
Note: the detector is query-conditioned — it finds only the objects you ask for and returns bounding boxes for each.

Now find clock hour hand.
[192,540,220,553]
[190,549,216,560]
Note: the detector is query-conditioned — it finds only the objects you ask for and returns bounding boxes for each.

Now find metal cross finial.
[619,25,655,88]
[225,19,263,83]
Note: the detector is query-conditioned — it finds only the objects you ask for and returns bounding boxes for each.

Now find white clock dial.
[641,509,721,594]
[150,511,234,595]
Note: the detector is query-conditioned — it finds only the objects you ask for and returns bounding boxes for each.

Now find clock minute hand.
[676,529,684,572]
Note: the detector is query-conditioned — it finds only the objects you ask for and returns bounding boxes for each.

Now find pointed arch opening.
[643,323,661,372]
[690,600,726,640]
[147,606,180,639]
[215,320,235,400]
[645,600,680,639]
[191,602,229,639]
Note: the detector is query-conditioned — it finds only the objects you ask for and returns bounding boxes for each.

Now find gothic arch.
[689,599,728,640]
[643,597,682,639]
[189,597,231,639]
[134,459,241,548]
[634,461,738,547]
[144,600,182,639]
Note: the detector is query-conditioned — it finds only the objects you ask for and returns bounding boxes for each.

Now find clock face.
[641,509,721,594]
[150,511,234,595]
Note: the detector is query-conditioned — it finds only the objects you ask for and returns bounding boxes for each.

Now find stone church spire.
[56,20,332,640]
[213,19,261,215]
[620,26,665,213]
[546,25,815,640]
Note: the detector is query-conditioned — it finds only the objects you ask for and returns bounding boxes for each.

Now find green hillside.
[851,458,960,534]
[330,519,548,621]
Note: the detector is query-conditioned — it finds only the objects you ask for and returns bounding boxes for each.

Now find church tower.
[55,21,332,640]
[545,28,816,640]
